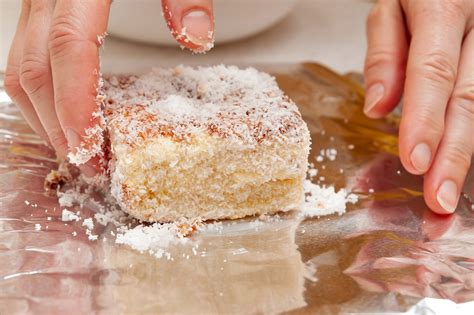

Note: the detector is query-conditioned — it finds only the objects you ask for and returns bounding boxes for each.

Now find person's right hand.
[363,0,473,214]
[5,0,214,176]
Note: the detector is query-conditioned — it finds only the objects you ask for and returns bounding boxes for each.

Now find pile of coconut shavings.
[104,65,306,147]
[300,177,358,218]
[114,216,203,259]
[56,176,203,258]
[301,142,359,217]
[115,221,193,259]
[61,209,80,222]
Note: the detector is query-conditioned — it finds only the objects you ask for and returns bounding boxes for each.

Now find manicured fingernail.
[410,143,432,173]
[181,10,213,46]
[80,164,97,177]
[364,83,384,114]
[437,180,458,213]
[65,128,81,150]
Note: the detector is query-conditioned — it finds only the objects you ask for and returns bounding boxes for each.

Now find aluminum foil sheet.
[0,63,473,314]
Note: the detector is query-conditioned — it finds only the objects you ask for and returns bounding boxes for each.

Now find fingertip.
[436,179,458,213]
[363,83,385,116]
[409,142,432,174]
[363,53,406,118]
[162,0,215,53]
[181,9,214,47]
[398,134,418,176]
[363,77,405,119]
[398,117,438,176]
[423,179,458,215]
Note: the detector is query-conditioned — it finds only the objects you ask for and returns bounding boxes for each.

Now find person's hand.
[363,0,473,214]
[5,0,214,176]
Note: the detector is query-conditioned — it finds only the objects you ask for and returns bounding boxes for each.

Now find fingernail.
[437,180,458,213]
[364,83,384,114]
[80,164,97,177]
[65,128,81,150]
[181,10,213,46]
[410,143,432,173]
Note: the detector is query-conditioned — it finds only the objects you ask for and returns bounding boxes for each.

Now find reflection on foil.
[1,64,473,314]
[98,219,308,314]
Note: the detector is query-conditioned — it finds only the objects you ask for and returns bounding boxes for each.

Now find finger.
[363,0,408,118]
[4,0,49,141]
[49,0,111,175]
[162,0,214,53]
[20,0,68,158]
[399,1,466,175]
[423,29,474,214]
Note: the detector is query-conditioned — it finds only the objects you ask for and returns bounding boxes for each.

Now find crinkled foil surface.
[1,63,473,314]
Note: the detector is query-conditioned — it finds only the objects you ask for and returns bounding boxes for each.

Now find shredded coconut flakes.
[61,209,80,222]
[104,65,307,148]
[115,223,187,256]
[301,180,358,217]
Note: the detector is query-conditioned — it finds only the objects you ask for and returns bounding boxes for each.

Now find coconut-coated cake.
[103,65,310,222]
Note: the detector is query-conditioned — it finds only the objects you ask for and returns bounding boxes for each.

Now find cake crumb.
[44,161,74,193]
[61,209,80,222]
[82,218,94,230]
[315,148,337,163]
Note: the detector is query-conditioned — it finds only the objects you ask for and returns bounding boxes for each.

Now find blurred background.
[1,0,373,74]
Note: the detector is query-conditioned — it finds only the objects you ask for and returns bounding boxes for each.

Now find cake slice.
[104,65,310,222]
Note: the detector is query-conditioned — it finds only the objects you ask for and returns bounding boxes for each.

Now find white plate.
[108,0,299,45]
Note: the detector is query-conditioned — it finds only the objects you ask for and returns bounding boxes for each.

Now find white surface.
[0,0,373,74]
[108,0,298,45]
[406,298,474,315]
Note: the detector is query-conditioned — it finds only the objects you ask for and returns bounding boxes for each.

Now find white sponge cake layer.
[104,65,310,222]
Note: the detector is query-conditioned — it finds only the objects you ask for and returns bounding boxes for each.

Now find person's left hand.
[363,0,473,214]
[4,0,214,177]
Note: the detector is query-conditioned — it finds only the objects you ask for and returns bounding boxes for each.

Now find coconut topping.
[104,65,306,147]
